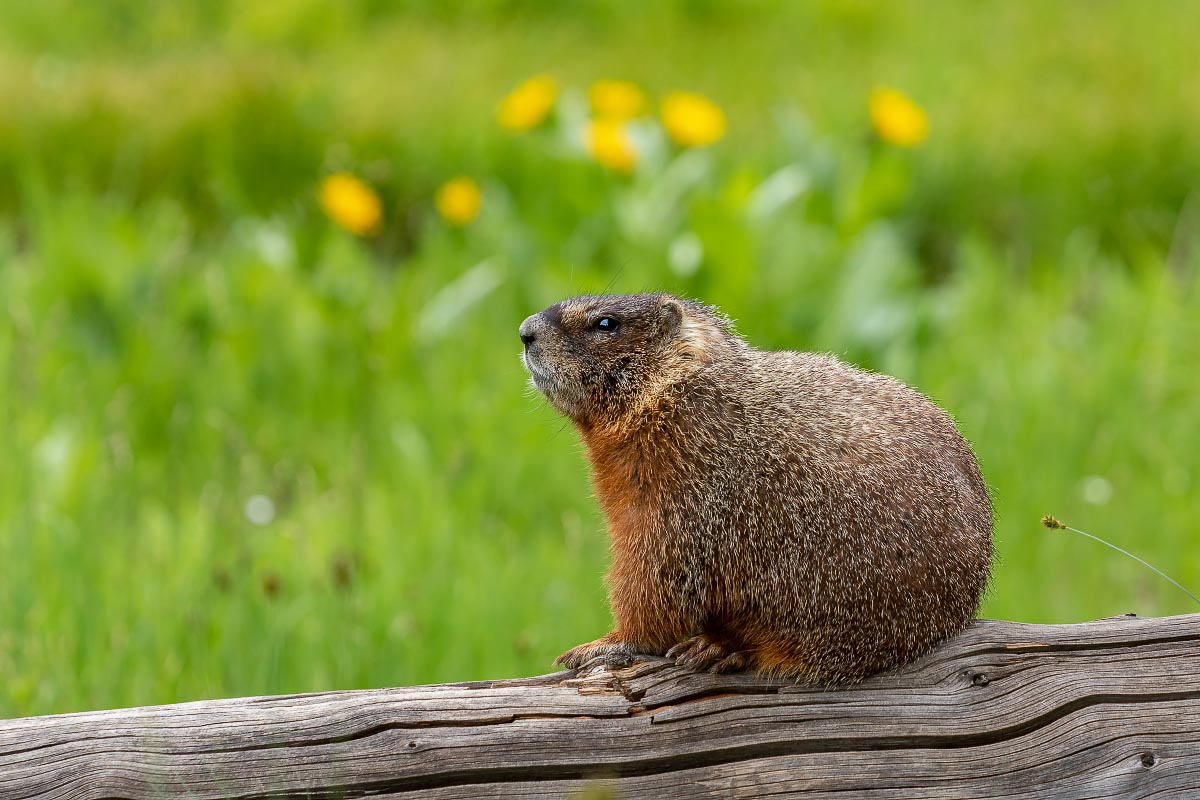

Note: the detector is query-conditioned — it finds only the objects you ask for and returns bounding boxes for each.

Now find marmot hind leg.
[667,631,753,673]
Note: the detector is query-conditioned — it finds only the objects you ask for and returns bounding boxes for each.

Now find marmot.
[519,293,993,683]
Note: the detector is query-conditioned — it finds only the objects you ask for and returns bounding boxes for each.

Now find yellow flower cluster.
[498,75,558,132]
[435,176,482,226]
[495,74,730,174]
[318,173,382,236]
[323,81,925,238]
[869,87,929,147]
[660,91,726,148]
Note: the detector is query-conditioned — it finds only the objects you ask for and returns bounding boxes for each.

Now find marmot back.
[519,293,993,683]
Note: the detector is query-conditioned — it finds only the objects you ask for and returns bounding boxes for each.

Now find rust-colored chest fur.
[580,418,665,557]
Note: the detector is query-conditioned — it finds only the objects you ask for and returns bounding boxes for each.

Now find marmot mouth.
[522,352,586,417]
[521,352,558,391]
[521,350,546,379]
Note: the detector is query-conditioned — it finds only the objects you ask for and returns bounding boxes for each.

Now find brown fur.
[519,293,993,683]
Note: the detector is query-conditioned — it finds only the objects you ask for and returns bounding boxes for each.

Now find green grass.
[1,0,1198,717]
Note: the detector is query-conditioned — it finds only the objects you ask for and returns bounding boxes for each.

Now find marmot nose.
[519,314,541,346]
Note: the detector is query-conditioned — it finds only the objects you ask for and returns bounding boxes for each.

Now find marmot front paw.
[556,635,645,670]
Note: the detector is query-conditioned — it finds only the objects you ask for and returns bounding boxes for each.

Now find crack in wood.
[209,689,1200,798]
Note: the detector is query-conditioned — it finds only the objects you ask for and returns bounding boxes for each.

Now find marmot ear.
[656,298,684,336]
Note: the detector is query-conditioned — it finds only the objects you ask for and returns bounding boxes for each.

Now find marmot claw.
[668,633,750,673]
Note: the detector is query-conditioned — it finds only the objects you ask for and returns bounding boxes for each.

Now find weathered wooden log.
[2,614,1198,799]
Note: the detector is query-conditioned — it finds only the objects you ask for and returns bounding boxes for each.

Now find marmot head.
[519,293,734,425]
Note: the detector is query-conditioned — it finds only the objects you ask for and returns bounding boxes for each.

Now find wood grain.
[2,614,1198,799]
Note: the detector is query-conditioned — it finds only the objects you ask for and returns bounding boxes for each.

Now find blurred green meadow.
[1,1,1198,717]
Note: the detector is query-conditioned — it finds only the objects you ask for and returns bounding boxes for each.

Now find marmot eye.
[594,317,620,332]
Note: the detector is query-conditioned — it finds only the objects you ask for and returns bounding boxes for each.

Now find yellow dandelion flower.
[868,87,929,147]
[435,176,482,226]
[589,80,646,120]
[586,119,637,173]
[318,173,382,236]
[660,91,726,148]
[497,74,557,132]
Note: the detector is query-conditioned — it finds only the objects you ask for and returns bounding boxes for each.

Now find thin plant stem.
[1042,515,1200,609]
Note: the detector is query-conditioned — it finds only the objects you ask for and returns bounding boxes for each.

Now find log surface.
[2,614,1199,799]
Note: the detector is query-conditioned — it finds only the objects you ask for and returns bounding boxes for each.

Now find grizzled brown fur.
[519,293,993,683]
